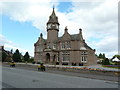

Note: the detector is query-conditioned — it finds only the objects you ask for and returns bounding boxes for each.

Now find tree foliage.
[102,58,110,65]
[12,49,21,62]
[98,53,106,59]
[28,57,34,63]
[23,52,30,62]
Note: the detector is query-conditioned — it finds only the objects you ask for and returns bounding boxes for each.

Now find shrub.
[37,62,41,64]
[102,58,110,65]
[32,61,35,64]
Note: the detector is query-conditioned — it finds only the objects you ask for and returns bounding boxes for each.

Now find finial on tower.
[79,28,82,31]
[40,33,43,37]
[65,26,68,30]
[53,5,55,9]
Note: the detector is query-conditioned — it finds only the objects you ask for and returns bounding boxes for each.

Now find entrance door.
[46,53,50,63]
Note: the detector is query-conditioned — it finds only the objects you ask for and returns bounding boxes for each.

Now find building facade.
[34,8,97,66]
[1,46,13,62]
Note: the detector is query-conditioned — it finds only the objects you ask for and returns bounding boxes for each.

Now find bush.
[114,62,120,65]
[102,58,110,65]
[37,62,41,64]
[28,58,34,63]
[32,61,35,64]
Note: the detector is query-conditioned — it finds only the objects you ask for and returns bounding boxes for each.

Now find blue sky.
[2,15,40,54]
[1,1,74,55]
[57,2,72,13]
[0,0,118,58]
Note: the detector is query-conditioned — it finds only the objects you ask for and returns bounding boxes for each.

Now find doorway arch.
[46,53,50,63]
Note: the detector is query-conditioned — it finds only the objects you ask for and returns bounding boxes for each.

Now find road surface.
[2,66,119,88]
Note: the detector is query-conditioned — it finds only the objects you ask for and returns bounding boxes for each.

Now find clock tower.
[47,7,60,42]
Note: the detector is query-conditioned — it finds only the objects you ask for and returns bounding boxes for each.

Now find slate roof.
[57,34,81,41]
[58,37,62,40]
[70,34,79,41]
[47,8,59,24]
[84,43,92,50]
[34,38,47,46]
[43,39,47,43]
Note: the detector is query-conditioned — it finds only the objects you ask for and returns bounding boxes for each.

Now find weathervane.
[53,5,55,9]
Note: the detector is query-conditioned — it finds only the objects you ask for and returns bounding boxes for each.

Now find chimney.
[79,28,82,34]
[83,39,85,42]
[64,26,68,33]
[40,33,43,38]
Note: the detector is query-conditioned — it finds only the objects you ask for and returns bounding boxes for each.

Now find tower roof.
[47,8,59,24]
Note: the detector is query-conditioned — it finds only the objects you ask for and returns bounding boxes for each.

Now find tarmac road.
[3,63,119,82]
[2,66,119,88]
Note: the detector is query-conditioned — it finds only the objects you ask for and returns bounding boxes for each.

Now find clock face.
[47,24,51,29]
[47,24,59,29]
[52,24,55,26]
[56,25,59,29]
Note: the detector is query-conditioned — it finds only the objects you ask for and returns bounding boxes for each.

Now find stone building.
[1,46,13,62]
[34,8,97,66]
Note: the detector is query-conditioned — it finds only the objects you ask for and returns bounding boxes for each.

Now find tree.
[98,53,102,58]
[102,53,106,59]
[12,49,21,62]
[23,52,30,62]
[28,57,34,63]
[98,53,106,59]
[102,58,110,65]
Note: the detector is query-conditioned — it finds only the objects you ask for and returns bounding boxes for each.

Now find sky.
[0,0,119,58]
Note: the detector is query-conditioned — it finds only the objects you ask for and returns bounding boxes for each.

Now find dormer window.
[61,42,65,49]
[66,41,71,49]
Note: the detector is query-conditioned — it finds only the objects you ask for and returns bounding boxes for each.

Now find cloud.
[64,0,118,58]
[95,35,118,52]
[0,0,119,58]
[0,34,33,56]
